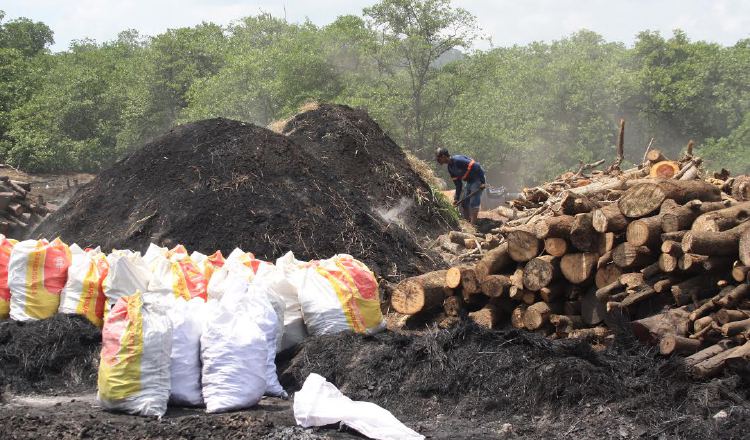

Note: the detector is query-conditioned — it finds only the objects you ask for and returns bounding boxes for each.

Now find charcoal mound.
[279,324,750,439]
[35,108,454,277]
[0,314,101,394]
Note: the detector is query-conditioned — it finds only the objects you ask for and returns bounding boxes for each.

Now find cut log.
[694,316,715,333]
[721,318,750,337]
[511,305,527,329]
[626,216,662,248]
[567,327,610,340]
[620,287,657,308]
[679,254,734,273]
[660,240,682,255]
[469,304,502,329]
[731,175,750,201]
[445,267,464,289]
[691,345,741,378]
[631,307,690,344]
[645,149,666,163]
[550,314,585,335]
[682,222,750,256]
[619,272,645,289]
[725,341,750,375]
[661,200,730,233]
[480,274,512,298]
[560,252,598,284]
[523,302,552,330]
[641,262,661,279]
[595,264,622,289]
[685,342,732,367]
[597,232,617,255]
[658,253,679,273]
[523,255,559,291]
[613,243,655,270]
[474,243,514,280]
[592,203,628,233]
[659,335,701,356]
[732,262,749,282]
[448,230,477,245]
[508,285,525,301]
[741,227,750,266]
[661,231,687,243]
[689,286,735,321]
[569,213,599,252]
[653,277,677,293]
[391,270,451,315]
[521,290,537,305]
[716,284,750,308]
[649,160,680,179]
[533,215,574,239]
[458,268,482,302]
[560,191,598,215]
[463,239,478,249]
[691,201,750,232]
[7,202,23,216]
[671,273,726,307]
[618,180,721,218]
[544,237,568,257]
[595,279,625,302]
[506,228,541,263]
[714,309,750,325]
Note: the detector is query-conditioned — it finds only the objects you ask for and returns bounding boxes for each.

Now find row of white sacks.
[0,236,384,344]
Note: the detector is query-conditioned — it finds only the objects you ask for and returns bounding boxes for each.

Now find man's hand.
[480,184,487,189]
[452,200,460,207]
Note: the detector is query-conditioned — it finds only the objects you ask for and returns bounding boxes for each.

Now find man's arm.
[453,178,463,204]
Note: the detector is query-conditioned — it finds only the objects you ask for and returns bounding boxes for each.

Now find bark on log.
[721,318,750,337]
[725,341,750,375]
[523,255,560,291]
[550,314,585,335]
[445,267,465,289]
[661,231,687,243]
[694,316,715,333]
[597,232,617,255]
[391,270,451,315]
[685,342,732,367]
[714,309,750,325]
[732,262,749,282]
[613,243,655,270]
[689,287,735,321]
[474,242,514,280]
[534,215,574,239]
[506,228,541,263]
[544,237,568,257]
[469,304,502,329]
[691,345,741,378]
[641,262,662,279]
[741,227,750,266]
[661,200,730,233]
[480,274,512,298]
[631,307,690,344]
[581,287,605,325]
[658,253,680,273]
[560,252,598,284]
[620,287,657,308]
[561,191,598,215]
[618,180,722,218]
[682,222,750,256]
[539,282,566,303]
[731,175,750,201]
[567,327,610,340]
[646,149,666,163]
[511,305,527,329]
[691,202,750,232]
[679,254,734,272]
[671,273,726,306]
[626,216,663,248]
[660,240,682,255]
[570,213,599,253]
[592,203,628,233]
[449,230,478,245]
[659,335,701,356]
[443,295,463,317]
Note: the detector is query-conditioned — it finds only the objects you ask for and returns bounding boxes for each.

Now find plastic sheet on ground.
[294,373,424,440]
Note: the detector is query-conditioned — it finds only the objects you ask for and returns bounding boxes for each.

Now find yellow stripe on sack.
[24,241,58,319]
[76,261,103,327]
[339,260,383,330]
[315,267,364,333]
[170,262,191,300]
[98,293,144,400]
[332,260,369,332]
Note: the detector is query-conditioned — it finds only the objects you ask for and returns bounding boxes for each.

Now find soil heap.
[279,324,750,439]
[34,107,454,277]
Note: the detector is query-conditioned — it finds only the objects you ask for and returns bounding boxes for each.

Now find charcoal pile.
[0,174,52,236]
[390,133,750,378]
[0,314,101,394]
[34,106,454,278]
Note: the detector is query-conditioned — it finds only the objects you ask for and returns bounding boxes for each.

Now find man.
[435,148,486,224]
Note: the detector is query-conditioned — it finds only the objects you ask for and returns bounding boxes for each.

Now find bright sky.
[3,0,750,51]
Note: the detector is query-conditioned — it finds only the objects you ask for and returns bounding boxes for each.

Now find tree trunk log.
[561,191,598,215]
[592,203,628,233]
[595,264,622,288]
[739,227,750,266]
[613,243,655,270]
[631,307,690,344]
[626,216,663,248]
[659,334,702,355]
[691,201,750,232]
[392,270,451,315]
[480,274,512,298]
[443,295,463,317]
[570,213,599,252]
[732,262,749,282]
[523,255,560,291]
[661,200,731,233]
[671,273,726,306]
[474,242,514,280]
[685,342,732,367]
[721,318,750,337]
[661,231,687,243]
[469,304,502,329]
[582,287,605,325]
[691,345,741,378]
[534,215,574,239]
[560,252,598,284]
[544,237,569,257]
[731,176,750,201]
[511,305,527,329]
[506,228,541,263]
[618,180,722,218]
[523,301,552,330]
[714,309,750,325]
[682,222,750,256]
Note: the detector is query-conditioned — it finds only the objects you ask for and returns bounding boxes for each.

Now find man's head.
[435,147,450,165]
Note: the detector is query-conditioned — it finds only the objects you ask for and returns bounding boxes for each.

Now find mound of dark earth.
[35,106,453,277]
[280,324,750,439]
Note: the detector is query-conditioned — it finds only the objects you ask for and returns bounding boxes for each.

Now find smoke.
[374,197,413,229]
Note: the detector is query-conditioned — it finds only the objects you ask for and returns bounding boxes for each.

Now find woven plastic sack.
[148,245,207,301]
[292,254,383,336]
[190,250,225,282]
[97,292,172,417]
[201,298,267,413]
[103,250,152,310]
[8,238,72,321]
[168,297,206,406]
[58,245,109,327]
[0,235,18,319]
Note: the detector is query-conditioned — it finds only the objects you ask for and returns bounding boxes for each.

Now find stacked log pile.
[393,144,750,379]
[0,175,51,236]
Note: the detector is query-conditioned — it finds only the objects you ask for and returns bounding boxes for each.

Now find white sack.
[103,250,151,308]
[168,297,205,406]
[294,373,424,440]
[200,299,267,413]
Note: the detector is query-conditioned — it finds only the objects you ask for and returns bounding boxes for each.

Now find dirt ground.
[0,166,94,207]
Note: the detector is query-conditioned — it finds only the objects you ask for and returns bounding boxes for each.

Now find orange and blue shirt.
[447,155,485,201]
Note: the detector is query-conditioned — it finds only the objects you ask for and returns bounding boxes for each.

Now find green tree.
[0,12,54,57]
[363,0,479,154]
